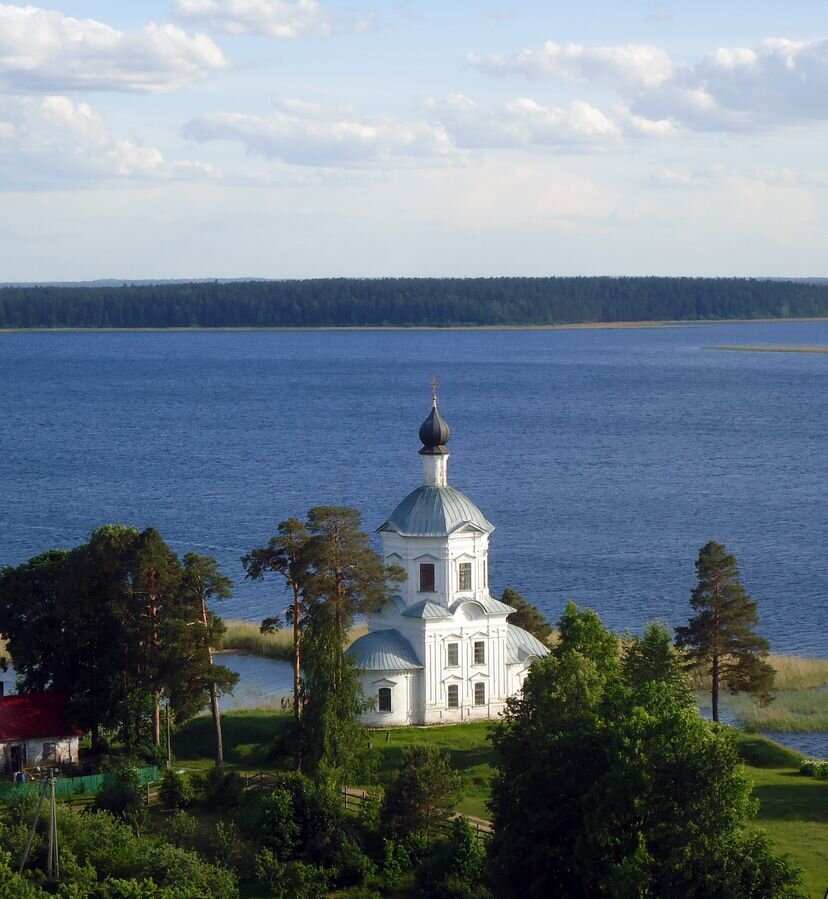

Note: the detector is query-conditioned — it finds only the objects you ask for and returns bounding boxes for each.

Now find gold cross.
[431,377,439,405]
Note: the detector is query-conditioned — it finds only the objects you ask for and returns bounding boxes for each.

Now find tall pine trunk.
[711,653,720,723]
[209,681,223,766]
[152,694,161,746]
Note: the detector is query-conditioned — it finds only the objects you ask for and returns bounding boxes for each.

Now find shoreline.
[3,316,828,334]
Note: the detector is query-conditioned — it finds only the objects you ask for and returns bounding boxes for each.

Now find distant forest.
[2,277,828,328]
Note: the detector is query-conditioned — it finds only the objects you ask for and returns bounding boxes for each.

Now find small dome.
[418,403,451,454]
[379,485,494,536]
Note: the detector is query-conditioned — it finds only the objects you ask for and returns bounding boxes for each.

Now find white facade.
[348,400,548,726]
[1,736,79,774]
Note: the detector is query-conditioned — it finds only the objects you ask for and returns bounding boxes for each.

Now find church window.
[447,684,459,708]
[473,641,485,665]
[458,562,472,591]
[447,642,459,667]
[378,687,392,713]
[419,563,435,592]
[474,682,486,706]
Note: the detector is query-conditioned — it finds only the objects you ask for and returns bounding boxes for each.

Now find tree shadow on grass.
[753,781,828,823]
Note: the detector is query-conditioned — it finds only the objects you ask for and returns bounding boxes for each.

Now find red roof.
[0,693,85,742]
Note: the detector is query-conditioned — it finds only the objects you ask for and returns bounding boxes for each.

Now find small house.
[0,692,84,774]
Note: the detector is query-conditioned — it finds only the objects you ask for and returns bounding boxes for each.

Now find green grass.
[368,722,495,819]
[172,709,294,769]
[729,689,828,733]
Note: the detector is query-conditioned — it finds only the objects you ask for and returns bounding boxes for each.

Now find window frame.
[447,684,459,709]
[474,682,486,706]
[377,687,392,713]
[447,642,459,667]
[473,640,485,665]
[419,562,436,593]
[458,561,472,591]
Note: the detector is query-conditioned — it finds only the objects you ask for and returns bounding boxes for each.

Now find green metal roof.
[401,599,453,620]
[506,625,550,665]
[347,629,423,671]
[379,485,495,537]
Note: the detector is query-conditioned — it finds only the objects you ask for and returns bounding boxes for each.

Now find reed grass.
[220,619,369,661]
[729,689,828,734]
[687,653,828,692]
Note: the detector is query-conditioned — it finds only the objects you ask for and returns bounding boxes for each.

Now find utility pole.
[19,773,59,882]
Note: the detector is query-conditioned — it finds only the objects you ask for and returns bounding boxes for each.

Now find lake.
[1,322,827,656]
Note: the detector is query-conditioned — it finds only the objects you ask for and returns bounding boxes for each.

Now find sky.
[1,0,828,280]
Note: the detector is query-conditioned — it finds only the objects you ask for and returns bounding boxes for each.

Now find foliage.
[416,817,492,899]
[676,541,776,722]
[502,587,553,643]
[623,621,692,702]
[298,505,403,782]
[159,769,193,810]
[800,759,828,778]
[242,517,309,724]
[6,277,828,329]
[487,602,805,898]
[381,744,460,838]
[0,527,236,749]
[210,820,243,871]
[256,787,301,860]
[195,767,245,810]
[94,764,147,830]
[164,810,197,850]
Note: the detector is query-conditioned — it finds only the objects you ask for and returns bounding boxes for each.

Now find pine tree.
[242,518,309,726]
[502,586,553,644]
[675,541,775,722]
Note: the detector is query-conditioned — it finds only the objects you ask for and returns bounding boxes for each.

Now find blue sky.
[1,0,827,279]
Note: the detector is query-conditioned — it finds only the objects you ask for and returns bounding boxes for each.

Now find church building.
[346,392,549,726]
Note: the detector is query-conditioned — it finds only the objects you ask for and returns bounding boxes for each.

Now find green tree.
[242,517,309,725]
[502,586,553,643]
[177,552,237,765]
[298,506,403,782]
[487,603,804,898]
[381,745,460,838]
[623,621,692,703]
[675,541,775,722]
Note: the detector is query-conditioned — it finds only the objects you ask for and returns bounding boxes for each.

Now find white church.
[347,392,549,726]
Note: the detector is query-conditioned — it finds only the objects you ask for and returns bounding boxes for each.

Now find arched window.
[378,687,392,713]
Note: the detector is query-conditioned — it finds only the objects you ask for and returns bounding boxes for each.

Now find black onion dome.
[418,403,451,455]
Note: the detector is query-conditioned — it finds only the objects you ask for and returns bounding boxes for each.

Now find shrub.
[331,836,376,888]
[210,820,242,871]
[800,759,828,778]
[416,818,491,899]
[143,843,238,899]
[196,767,245,809]
[159,769,193,810]
[165,810,197,850]
[94,764,147,831]
[257,788,300,860]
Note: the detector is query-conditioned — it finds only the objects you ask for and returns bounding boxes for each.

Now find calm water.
[1,323,827,657]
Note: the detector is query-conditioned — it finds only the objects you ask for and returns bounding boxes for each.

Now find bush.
[196,767,245,809]
[159,769,193,810]
[165,810,197,849]
[331,836,376,888]
[210,820,243,871]
[94,764,147,830]
[416,818,491,899]
[144,843,238,899]
[800,759,828,778]
[257,788,300,860]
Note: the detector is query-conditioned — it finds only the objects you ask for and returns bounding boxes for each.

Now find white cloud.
[468,40,675,91]
[0,4,228,93]
[182,100,452,165]
[0,94,219,187]
[427,94,620,150]
[470,35,828,132]
[171,0,374,38]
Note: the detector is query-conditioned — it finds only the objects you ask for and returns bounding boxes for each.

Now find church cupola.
[419,380,450,486]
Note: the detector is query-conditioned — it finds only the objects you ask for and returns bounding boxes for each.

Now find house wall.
[358,670,420,727]
[0,736,79,773]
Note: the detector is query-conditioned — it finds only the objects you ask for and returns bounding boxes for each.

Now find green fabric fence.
[0,766,159,800]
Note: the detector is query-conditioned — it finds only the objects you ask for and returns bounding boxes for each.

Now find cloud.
[427,94,620,150]
[468,40,675,91]
[470,35,828,132]
[0,4,228,93]
[182,100,452,165]
[0,94,219,187]
[171,0,374,38]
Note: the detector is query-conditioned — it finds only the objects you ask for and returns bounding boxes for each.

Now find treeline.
[2,276,828,328]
